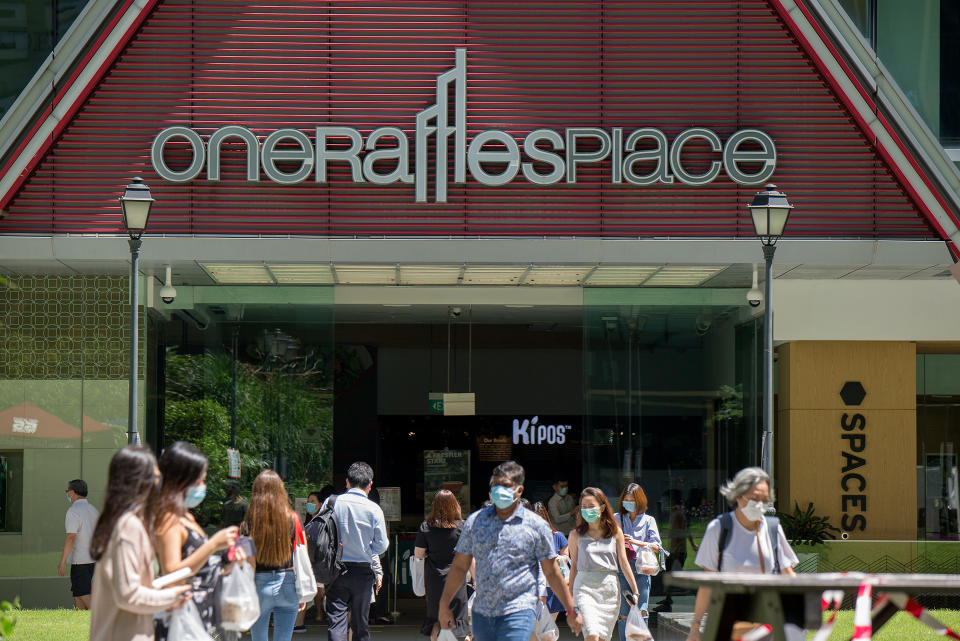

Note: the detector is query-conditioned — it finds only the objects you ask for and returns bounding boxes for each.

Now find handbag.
[534,600,560,641]
[410,555,426,597]
[293,517,319,603]
[437,629,459,641]
[637,546,660,576]
[624,604,653,640]
[220,561,260,632]
[168,599,215,641]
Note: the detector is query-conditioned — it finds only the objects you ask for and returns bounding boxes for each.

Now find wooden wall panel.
[777,341,916,540]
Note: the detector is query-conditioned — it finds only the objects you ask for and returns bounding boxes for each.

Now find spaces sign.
[840,381,867,534]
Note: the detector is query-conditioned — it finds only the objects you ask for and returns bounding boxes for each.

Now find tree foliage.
[164,349,333,527]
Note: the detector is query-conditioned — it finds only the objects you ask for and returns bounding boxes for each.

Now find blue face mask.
[66,493,72,505]
[490,485,518,510]
[622,500,636,513]
[184,483,207,508]
[581,507,601,523]
[305,502,318,515]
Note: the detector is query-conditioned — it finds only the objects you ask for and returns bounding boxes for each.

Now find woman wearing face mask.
[686,467,799,641]
[294,489,329,632]
[567,487,640,641]
[615,483,661,640]
[153,441,240,641]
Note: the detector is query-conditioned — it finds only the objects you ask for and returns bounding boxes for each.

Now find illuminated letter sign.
[152,49,778,202]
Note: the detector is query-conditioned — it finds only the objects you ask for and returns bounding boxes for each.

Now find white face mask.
[741,499,767,521]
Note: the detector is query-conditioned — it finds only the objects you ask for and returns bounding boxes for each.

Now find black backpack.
[716,512,780,574]
[304,495,343,584]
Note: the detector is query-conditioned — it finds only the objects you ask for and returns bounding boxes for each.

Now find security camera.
[160,266,177,304]
[747,264,763,308]
[448,306,462,319]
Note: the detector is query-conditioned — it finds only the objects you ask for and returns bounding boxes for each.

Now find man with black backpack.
[321,462,388,641]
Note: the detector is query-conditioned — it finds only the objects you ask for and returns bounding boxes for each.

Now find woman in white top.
[686,467,799,641]
[567,487,640,641]
[615,483,661,641]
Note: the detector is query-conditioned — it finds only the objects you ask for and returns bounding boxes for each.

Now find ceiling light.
[334,265,397,285]
[267,264,335,284]
[202,264,274,284]
[583,266,659,286]
[461,265,528,285]
[644,266,725,286]
[522,266,592,286]
[398,265,462,285]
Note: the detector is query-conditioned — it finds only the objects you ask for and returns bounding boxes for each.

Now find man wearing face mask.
[686,467,800,641]
[438,461,583,641]
[548,478,577,535]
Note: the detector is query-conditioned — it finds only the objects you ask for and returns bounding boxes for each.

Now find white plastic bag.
[168,599,215,641]
[437,629,459,641]
[220,562,260,632]
[534,600,559,641]
[625,604,653,641]
[410,555,426,596]
[637,546,660,576]
[556,554,571,580]
[467,591,475,628]
[293,518,318,603]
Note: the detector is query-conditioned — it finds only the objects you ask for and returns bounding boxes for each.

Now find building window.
[917,354,960,540]
[0,451,23,533]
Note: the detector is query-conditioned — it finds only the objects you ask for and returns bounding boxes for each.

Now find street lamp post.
[119,177,155,445]
[748,183,792,481]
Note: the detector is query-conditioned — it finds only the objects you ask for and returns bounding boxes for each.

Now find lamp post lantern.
[748,183,792,481]
[119,177,155,445]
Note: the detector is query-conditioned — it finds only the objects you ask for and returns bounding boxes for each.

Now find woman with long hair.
[615,483,661,640]
[532,501,570,622]
[88,446,190,641]
[414,489,469,641]
[567,487,640,641]
[153,441,241,640]
[243,469,305,641]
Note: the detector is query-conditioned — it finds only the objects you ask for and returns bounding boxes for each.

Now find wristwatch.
[566,606,580,617]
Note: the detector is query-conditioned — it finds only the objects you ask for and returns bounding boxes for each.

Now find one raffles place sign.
[151,49,777,203]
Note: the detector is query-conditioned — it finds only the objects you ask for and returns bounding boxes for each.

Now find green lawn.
[808,610,960,640]
[5,609,89,641]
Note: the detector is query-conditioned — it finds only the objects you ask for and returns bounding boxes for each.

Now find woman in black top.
[414,489,469,641]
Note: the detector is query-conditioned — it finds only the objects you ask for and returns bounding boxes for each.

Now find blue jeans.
[252,570,299,641]
[472,609,536,641]
[617,570,650,641]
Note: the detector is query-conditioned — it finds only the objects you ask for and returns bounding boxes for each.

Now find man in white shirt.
[547,478,576,535]
[59,479,99,609]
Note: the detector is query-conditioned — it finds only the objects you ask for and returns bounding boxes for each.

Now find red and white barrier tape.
[740,624,773,641]
[886,592,960,640]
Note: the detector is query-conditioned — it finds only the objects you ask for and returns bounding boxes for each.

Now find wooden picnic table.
[665,571,960,641]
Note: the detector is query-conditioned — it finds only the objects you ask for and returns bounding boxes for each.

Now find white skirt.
[573,571,620,640]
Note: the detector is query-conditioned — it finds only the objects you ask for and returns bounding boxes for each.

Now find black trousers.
[326,564,375,641]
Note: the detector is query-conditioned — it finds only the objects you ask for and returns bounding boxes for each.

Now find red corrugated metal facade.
[0,0,940,238]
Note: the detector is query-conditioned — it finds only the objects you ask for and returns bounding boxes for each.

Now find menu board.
[424,449,470,518]
[378,487,401,521]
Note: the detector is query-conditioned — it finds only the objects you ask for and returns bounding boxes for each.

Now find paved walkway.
[285,596,695,640]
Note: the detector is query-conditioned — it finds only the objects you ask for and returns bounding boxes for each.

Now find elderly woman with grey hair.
[684,467,799,641]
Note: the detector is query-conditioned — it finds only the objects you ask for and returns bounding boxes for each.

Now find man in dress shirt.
[438,461,583,641]
[58,478,99,609]
[325,462,389,641]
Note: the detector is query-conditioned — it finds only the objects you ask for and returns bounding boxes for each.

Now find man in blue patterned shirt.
[438,461,583,641]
